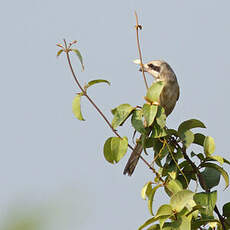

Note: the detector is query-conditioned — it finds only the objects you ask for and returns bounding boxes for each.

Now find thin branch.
[63,40,85,93]
[134,11,148,90]
[63,39,163,180]
[170,137,207,190]
[64,39,119,136]
[165,140,189,187]
[214,205,226,230]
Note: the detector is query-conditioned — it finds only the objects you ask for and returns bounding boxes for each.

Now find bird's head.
[139,60,176,81]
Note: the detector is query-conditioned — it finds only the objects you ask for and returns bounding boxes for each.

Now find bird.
[123,60,180,176]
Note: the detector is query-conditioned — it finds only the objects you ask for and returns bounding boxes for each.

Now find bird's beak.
[133,59,147,72]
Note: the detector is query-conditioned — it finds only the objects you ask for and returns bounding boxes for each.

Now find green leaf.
[177,175,191,189]
[155,204,173,230]
[200,167,221,190]
[56,49,64,57]
[103,137,128,164]
[148,185,162,216]
[166,129,179,137]
[156,106,166,128]
[152,139,168,167]
[165,179,183,197]
[178,119,206,134]
[111,104,134,129]
[194,191,217,219]
[155,204,173,217]
[193,133,205,146]
[144,137,155,148]
[180,130,194,148]
[151,123,167,138]
[141,134,151,155]
[131,110,146,134]
[200,162,229,189]
[191,152,205,161]
[179,160,190,169]
[197,153,205,161]
[138,205,173,230]
[204,136,215,156]
[146,225,160,230]
[182,164,196,181]
[145,81,165,103]
[85,79,110,90]
[185,205,206,217]
[170,190,194,212]
[168,171,176,180]
[177,216,191,230]
[176,205,190,218]
[209,155,224,165]
[224,217,230,228]
[162,161,177,178]
[72,49,84,70]
[72,94,85,121]
[174,148,184,161]
[162,219,182,229]
[208,222,218,229]
[190,151,196,157]
[143,104,158,127]
[138,217,159,230]
[141,181,153,200]
[223,202,230,217]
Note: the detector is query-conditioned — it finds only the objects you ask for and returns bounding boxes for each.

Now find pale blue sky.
[1,0,230,229]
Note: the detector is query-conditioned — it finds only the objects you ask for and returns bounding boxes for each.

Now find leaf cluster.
[58,41,230,230]
[101,81,230,229]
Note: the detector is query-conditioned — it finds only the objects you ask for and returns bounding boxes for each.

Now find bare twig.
[134,11,148,90]
[165,140,189,187]
[214,205,226,230]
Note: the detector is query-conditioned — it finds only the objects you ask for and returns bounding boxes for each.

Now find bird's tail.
[123,142,143,176]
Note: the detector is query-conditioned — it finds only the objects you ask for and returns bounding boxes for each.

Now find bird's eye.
[148,64,160,72]
[148,64,154,68]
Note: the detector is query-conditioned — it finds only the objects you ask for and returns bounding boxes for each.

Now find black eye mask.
[148,64,160,72]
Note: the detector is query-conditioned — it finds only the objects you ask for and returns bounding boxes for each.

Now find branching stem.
[64,39,118,136]
[63,39,163,181]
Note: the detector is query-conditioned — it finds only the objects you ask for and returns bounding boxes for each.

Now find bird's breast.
[159,81,179,116]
